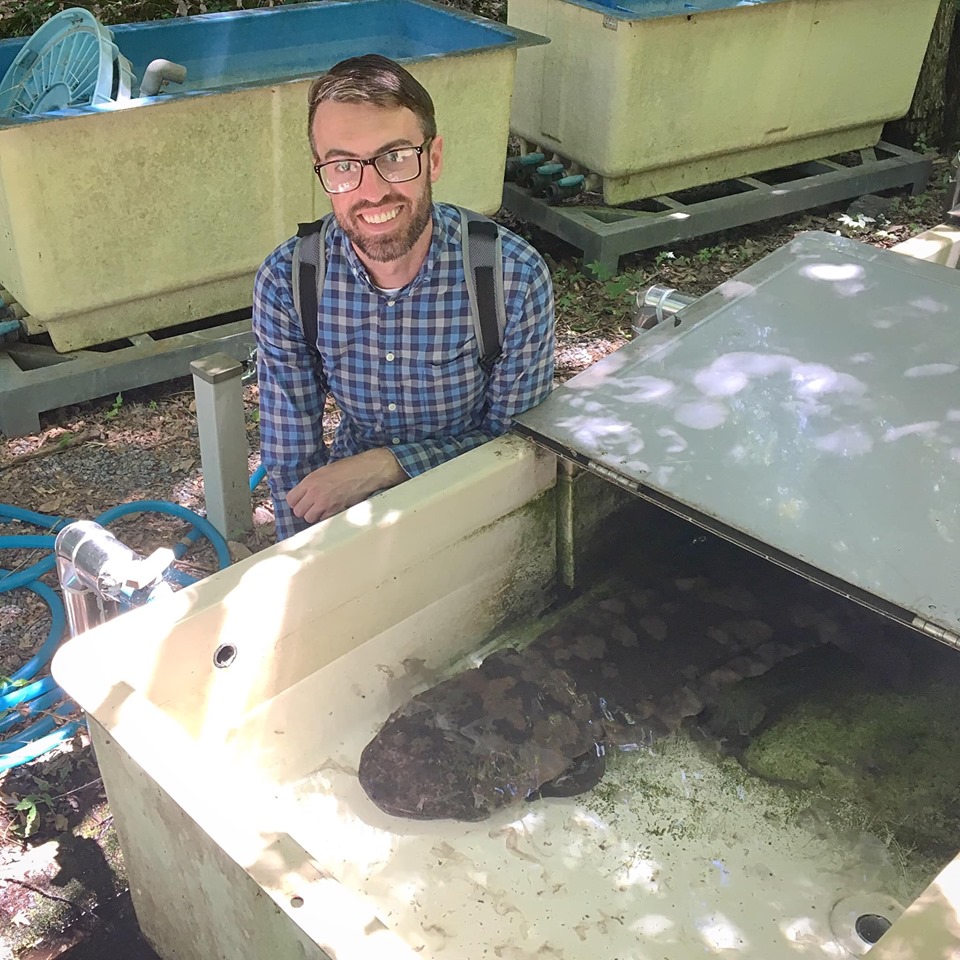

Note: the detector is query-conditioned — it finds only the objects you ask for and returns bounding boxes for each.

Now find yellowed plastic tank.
[0,1,544,351]
[50,435,960,960]
[508,0,941,204]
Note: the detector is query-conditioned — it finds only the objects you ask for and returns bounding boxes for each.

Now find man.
[253,54,555,541]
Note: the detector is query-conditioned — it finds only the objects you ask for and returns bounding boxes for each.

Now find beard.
[339,178,434,264]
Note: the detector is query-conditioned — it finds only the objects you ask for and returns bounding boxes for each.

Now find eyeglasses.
[314,139,433,194]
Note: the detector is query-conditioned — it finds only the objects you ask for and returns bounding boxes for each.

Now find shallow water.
[273,514,960,958]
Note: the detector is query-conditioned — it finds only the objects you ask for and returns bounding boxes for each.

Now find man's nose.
[356,163,391,202]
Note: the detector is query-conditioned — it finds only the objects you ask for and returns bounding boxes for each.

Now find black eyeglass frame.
[313,138,434,195]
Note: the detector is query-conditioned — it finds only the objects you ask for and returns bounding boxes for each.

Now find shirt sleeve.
[252,243,329,540]
[390,246,555,478]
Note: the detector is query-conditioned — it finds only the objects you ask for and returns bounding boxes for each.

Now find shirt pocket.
[414,344,476,383]
[403,342,485,422]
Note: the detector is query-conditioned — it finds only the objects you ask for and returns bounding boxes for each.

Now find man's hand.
[286,448,408,525]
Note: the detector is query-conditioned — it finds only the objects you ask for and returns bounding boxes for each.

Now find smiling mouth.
[359,206,402,225]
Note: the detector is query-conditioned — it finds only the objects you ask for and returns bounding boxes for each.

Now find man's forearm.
[351,448,409,495]
[285,448,408,527]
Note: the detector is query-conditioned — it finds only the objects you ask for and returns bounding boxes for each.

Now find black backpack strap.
[292,217,332,377]
[458,207,506,374]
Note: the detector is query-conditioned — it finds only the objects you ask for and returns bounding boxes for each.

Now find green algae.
[743,680,960,860]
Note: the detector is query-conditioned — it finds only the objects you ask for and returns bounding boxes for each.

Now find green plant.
[550,252,676,338]
[13,792,53,838]
[103,392,124,421]
[584,260,616,283]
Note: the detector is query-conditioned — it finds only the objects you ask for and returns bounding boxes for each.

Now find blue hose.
[96,501,232,571]
[0,702,76,756]
[0,688,63,734]
[0,721,85,774]
[0,555,56,592]
[0,489,245,773]
[159,465,267,564]
[0,675,58,710]
[0,504,68,529]
[0,536,56,549]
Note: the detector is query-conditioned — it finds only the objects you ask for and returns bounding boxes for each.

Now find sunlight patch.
[800,262,863,282]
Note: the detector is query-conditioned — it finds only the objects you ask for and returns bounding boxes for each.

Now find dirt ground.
[0,155,956,957]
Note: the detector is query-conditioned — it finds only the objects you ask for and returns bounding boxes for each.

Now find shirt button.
[385,352,395,361]
[392,437,400,445]
[388,402,397,411]
[387,300,395,307]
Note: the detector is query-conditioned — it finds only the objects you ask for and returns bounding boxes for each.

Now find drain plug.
[855,913,892,945]
[830,893,903,956]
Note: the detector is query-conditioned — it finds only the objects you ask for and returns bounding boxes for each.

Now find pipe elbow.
[140,59,188,97]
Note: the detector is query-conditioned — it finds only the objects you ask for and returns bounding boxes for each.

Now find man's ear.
[429,135,444,183]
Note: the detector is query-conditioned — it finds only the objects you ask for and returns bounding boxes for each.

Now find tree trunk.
[945,6,960,146]
[885,0,956,150]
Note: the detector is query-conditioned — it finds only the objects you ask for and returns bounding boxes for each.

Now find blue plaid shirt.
[253,202,555,540]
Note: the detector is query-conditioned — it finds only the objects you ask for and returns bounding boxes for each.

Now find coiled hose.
[0,464,267,774]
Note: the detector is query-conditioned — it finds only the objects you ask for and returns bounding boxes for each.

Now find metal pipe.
[557,459,577,591]
[54,521,175,637]
[55,553,114,638]
[632,284,698,333]
[54,522,126,637]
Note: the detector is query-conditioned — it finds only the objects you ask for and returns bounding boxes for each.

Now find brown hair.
[308,55,437,157]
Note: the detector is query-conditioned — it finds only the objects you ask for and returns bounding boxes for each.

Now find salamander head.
[358,712,537,821]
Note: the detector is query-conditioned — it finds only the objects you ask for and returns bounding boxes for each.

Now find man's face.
[312,100,443,264]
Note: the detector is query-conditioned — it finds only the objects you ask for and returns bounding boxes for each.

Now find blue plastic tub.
[0,0,545,350]
[0,0,536,101]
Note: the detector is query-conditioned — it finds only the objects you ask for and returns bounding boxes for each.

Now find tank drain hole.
[855,913,892,945]
[290,896,304,908]
[213,644,237,668]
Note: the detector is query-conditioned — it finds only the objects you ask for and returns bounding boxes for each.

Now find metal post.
[557,459,577,591]
[190,353,252,541]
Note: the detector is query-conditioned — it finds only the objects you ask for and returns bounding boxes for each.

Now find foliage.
[12,791,53,838]
[550,262,644,337]
[0,0,309,39]
[0,0,502,40]
[103,393,124,421]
